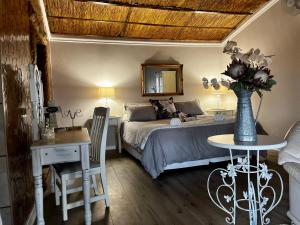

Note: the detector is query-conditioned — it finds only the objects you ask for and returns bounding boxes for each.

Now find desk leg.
[32,150,45,225]
[81,144,92,225]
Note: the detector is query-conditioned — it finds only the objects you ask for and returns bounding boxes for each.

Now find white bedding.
[122,115,235,150]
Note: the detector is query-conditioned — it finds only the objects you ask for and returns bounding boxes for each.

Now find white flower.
[254,70,269,83]
[236,157,248,172]
[202,77,209,89]
[220,171,227,178]
[264,57,273,66]
[221,79,230,88]
[254,48,261,55]
[227,164,237,178]
[260,163,273,180]
[233,52,244,61]
[223,41,237,53]
[243,191,248,200]
[224,195,232,203]
[261,197,269,206]
[211,78,220,90]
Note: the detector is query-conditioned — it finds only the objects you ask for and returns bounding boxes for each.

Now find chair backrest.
[90,107,110,164]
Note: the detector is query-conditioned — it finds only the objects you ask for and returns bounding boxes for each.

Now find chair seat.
[54,161,100,175]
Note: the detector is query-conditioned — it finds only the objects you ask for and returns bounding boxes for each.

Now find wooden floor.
[44,151,290,225]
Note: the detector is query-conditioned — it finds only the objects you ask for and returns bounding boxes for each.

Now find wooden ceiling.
[45,0,270,42]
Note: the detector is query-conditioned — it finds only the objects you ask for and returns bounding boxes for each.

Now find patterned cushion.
[149,97,177,119]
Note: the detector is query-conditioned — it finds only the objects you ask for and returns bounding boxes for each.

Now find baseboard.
[25,205,36,225]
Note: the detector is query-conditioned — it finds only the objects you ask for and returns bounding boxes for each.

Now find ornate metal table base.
[207,150,283,225]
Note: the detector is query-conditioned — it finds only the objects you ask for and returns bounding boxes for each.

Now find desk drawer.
[41,146,80,165]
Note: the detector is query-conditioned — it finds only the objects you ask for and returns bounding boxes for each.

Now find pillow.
[126,105,156,122]
[149,97,177,120]
[174,100,204,116]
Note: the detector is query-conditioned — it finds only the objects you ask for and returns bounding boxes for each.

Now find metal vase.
[234,88,257,142]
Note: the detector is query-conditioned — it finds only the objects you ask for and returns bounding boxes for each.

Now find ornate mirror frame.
[141,64,183,96]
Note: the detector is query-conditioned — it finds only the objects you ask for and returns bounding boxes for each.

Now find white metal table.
[207,134,287,225]
[31,128,92,225]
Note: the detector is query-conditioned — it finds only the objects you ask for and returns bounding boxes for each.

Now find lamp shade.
[99,87,115,98]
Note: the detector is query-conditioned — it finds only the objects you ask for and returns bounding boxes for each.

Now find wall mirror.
[141,64,183,96]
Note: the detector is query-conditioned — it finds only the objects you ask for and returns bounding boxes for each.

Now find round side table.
[207,134,287,225]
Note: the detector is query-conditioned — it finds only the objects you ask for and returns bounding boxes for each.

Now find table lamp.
[99,87,115,107]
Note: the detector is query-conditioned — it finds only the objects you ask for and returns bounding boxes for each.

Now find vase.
[234,88,257,143]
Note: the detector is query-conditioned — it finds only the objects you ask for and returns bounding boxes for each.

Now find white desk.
[207,134,287,225]
[31,128,91,225]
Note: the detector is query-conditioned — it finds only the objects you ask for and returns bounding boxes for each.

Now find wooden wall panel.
[0,0,34,225]
[0,158,10,207]
[0,106,5,156]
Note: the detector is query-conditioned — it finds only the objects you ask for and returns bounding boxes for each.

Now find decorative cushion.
[149,97,177,120]
[174,100,204,116]
[126,105,156,122]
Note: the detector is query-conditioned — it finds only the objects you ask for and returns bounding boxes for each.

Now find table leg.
[32,150,45,225]
[256,150,263,225]
[34,175,45,225]
[81,144,92,225]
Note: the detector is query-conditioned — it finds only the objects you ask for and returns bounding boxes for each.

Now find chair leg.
[91,175,100,196]
[50,166,55,193]
[61,175,68,221]
[100,168,110,207]
[54,173,60,206]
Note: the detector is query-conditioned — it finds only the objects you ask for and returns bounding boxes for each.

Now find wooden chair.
[53,107,110,221]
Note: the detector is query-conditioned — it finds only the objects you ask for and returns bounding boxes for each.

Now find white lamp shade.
[99,87,115,98]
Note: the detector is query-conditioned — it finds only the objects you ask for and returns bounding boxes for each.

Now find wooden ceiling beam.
[119,7,132,36]
[74,0,252,15]
[48,15,234,30]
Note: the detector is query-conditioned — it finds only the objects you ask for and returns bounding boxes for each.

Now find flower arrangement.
[222,41,276,97]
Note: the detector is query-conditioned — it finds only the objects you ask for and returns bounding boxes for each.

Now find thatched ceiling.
[45,0,270,42]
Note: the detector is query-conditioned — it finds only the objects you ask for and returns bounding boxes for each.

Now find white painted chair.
[53,107,110,221]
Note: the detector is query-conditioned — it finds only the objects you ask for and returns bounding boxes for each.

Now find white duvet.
[122,115,235,150]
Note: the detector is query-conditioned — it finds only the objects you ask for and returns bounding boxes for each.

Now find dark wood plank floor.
[44,151,290,225]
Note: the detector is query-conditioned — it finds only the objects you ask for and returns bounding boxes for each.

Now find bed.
[122,115,247,178]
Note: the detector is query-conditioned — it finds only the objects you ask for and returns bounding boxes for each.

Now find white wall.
[51,2,300,137]
[225,2,300,137]
[51,43,234,127]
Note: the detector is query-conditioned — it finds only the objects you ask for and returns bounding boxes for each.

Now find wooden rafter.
[75,0,253,15]
[47,15,236,29]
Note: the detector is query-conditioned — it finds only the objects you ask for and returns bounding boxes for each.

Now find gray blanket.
[122,117,266,178]
[141,122,244,178]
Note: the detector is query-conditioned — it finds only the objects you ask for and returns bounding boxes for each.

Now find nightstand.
[206,109,235,116]
[106,116,122,153]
